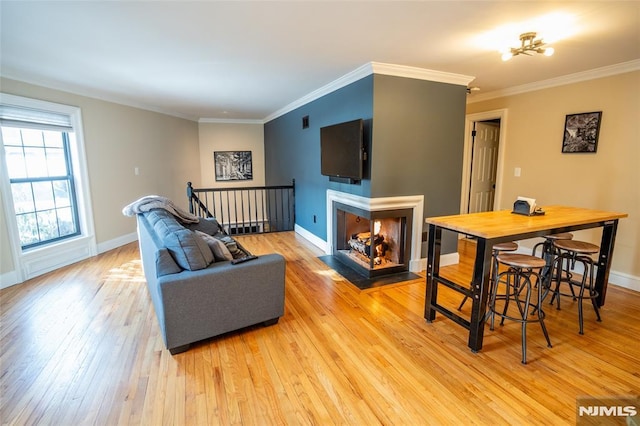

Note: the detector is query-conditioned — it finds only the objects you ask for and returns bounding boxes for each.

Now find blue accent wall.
[264,76,374,241]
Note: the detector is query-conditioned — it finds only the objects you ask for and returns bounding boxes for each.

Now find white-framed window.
[2,126,81,249]
[0,93,96,285]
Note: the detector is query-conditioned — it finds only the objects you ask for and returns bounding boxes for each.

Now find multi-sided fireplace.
[325,190,425,281]
[333,202,413,278]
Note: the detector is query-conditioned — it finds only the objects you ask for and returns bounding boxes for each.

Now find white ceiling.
[1,1,639,122]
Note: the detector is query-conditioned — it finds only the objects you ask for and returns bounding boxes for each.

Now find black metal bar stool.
[458,241,518,311]
[549,239,602,335]
[532,232,574,286]
[489,253,552,364]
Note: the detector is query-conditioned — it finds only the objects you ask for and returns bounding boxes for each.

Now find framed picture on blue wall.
[214,151,253,181]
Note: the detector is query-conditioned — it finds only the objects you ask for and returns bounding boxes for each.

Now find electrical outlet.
[514,167,521,177]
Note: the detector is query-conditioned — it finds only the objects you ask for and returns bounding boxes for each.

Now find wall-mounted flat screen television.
[320,119,364,181]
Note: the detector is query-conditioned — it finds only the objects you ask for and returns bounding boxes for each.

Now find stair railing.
[187,180,295,235]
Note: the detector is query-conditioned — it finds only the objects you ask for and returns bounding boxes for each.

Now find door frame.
[460,109,508,214]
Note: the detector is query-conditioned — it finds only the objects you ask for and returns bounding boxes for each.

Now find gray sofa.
[136,209,285,354]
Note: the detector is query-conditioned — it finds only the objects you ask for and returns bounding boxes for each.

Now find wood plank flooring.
[1,232,639,425]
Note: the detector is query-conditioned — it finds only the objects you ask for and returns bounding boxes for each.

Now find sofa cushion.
[185,217,221,235]
[148,210,214,271]
[148,210,174,234]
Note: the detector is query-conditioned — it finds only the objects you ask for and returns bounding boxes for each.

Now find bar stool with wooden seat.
[458,241,519,311]
[489,253,552,364]
[531,232,574,286]
[532,232,574,258]
[549,239,602,335]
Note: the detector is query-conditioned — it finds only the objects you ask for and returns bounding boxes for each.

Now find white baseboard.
[410,259,425,273]
[412,252,459,273]
[97,232,138,254]
[294,224,328,253]
[0,270,19,290]
[607,270,640,292]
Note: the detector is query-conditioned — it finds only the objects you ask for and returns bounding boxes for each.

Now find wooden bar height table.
[424,206,627,353]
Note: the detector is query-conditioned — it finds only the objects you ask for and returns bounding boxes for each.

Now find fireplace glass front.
[333,202,412,278]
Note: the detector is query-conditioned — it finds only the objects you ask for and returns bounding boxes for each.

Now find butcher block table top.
[425,205,628,240]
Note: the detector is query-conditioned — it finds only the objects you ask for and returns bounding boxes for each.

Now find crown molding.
[0,74,200,122]
[263,63,374,123]
[263,62,475,123]
[468,59,640,104]
[370,62,475,87]
[198,118,264,125]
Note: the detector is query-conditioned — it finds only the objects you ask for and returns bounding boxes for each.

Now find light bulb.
[501,52,513,61]
[544,47,555,57]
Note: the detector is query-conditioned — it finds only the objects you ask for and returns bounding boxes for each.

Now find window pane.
[33,181,55,211]
[57,207,77,236]
[21,129,44,147]
[53,180,71,208]
[16,213,39,246]
[4,146,27,178]
[36,210,59,240]
[1,127,22,145]
[3,121,81,249]
[11,182,35,214]
[25,147,48,178]
[46,147,67,176]
[43,131,63,148]
[2,98,84,251]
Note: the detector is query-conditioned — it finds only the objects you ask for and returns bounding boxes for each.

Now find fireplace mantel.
[326,190,424,272]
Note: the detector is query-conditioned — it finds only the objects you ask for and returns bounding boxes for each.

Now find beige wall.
[198,122,265,187]
[467,71,639,279]
[0,78,200,276]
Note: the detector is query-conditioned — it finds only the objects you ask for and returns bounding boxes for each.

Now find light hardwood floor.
[1,232,639,425]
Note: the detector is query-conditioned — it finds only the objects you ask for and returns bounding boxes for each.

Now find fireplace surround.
[326,190,424,276]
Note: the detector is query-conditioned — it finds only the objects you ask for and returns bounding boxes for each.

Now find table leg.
[541,240,554,279]
[595,220,619,307]
[468,238,493,352]
[540,239,556,299]
[424,224,441,322]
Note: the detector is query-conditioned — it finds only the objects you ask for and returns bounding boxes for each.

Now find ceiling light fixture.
[501,32,554,61]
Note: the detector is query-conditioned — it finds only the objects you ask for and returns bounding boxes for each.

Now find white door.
[468,121,500,213]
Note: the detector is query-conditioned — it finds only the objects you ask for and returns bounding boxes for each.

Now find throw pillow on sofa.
[165,228,214,270]
[216,235,247,259]
[196,231,233,261]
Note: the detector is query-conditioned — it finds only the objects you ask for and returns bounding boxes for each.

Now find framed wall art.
[214,151,253,181]
[561,111,602,153]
